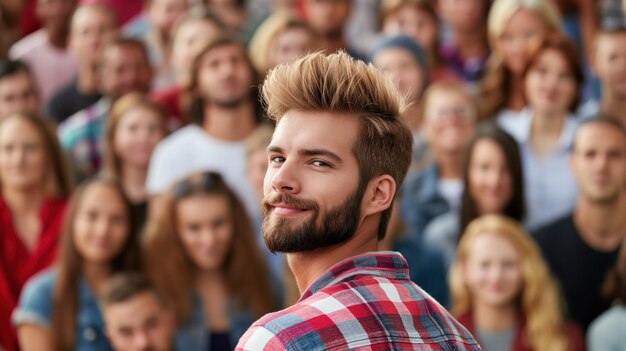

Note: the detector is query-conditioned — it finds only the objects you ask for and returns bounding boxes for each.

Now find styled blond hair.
[480,0,562,119]
[262,51,413,239]
[449,215,568,351]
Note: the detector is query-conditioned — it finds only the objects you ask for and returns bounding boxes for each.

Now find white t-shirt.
[437,179,463,210]
[146,124,260,219]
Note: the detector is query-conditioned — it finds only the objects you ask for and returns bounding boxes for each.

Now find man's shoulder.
[238,277,479,350]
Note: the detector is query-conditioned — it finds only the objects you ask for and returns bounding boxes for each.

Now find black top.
[533,214,619,331]
[209,331,231,351]
[45,78,102,123]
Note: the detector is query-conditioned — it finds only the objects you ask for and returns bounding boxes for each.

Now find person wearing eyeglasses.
[400,80,478,240]
[144,172,277,351]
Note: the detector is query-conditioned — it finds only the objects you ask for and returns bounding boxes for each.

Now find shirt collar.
[299,251,410,301]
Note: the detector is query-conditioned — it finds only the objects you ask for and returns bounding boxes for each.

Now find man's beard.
[262,183,365,253]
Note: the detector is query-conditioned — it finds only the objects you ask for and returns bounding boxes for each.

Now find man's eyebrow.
[300,149,343,163]
[267,146,343,164]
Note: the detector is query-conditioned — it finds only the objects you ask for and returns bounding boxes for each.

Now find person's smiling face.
[262,110,366,253]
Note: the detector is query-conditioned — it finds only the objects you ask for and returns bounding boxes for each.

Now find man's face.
[70,7,118,63]
[148,0,188,34]
[0,72,39,117]
[304,0,351,37]
[571,123,626,204]
[197,44,253,108]
[100,45,153,99]
[104,292,175,351]
[263,110,365,252]
[594,33,626,98]
[36,0,76,34]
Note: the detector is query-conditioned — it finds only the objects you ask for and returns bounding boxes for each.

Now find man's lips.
[271,203,309,216]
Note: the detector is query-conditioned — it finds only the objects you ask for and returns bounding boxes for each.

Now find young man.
[146,36,261,219]
[58,37,153,179]
[46,3,119,123]
[101,273,176,351]
[0,60,39,117]
[235,51,479,350]
[9,0,78,102]
[534,116,626,331]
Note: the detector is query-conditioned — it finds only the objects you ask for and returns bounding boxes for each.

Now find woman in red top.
[0,111,72,351]
[449,215,585,351]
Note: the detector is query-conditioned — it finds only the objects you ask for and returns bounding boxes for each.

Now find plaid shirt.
[236,251,480,350]
[58,98,110,178]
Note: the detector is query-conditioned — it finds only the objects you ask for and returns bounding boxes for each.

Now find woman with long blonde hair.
[449,215,584,351]
[144,171,277,351]
[479,0,562,121]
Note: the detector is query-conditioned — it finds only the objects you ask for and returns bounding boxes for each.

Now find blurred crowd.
[1,0,626,350]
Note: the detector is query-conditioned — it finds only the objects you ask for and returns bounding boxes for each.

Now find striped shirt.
[236,251,480,350]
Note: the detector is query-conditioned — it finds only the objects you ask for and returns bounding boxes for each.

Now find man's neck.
[202,100,257,141]
[436,151,464,179]
[574,194,626,252]
[77,61,99,94]
[287,227,379,295]
[601,89,626,121]
[47,28,69,50]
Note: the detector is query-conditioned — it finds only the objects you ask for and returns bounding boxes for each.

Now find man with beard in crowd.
[235,51,479,350]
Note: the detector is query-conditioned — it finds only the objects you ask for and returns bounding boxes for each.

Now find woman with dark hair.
[13,176,141,351]
[503,33,583,230]
[104,93,168,229]
[144,171,277,351]
[0,111,72,351]
[423,123,525,267]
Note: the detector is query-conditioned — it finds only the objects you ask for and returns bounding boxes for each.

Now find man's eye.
[270,156,285,164]
[312,160,329,167]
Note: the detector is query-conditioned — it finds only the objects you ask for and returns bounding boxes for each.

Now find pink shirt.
[9,30,78,103]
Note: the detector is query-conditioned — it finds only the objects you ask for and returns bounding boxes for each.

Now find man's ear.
[361,174,396,218]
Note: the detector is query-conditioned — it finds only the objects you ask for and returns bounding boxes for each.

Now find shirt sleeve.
[235,325,286,351]
[12,272,56,329]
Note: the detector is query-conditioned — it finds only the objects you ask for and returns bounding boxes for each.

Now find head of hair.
[479,0,562,119]
[523,34,584,112]
[459,123,525,234]
[104,92,168,179]
[172,4,226,40]
[52,175,140,351]
[98,37,150,70]
[449,215,568,351]
[369,34,429,84]
[379,0,440,63]
[186,35,261,124]
[143,172,275,324]
[380,0,438,30]
[262,51,413,240]
[0,111,73,197]
[249,13,315,75]
[0,59,33,82]
[573,114,626,152]
[101,272,166,308]
[70,3,119,32]
[421,80,478,122]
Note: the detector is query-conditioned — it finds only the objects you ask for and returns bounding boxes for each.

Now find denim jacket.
[400,164,451,240]
[175,293,258,351]
[12,270,112,351]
